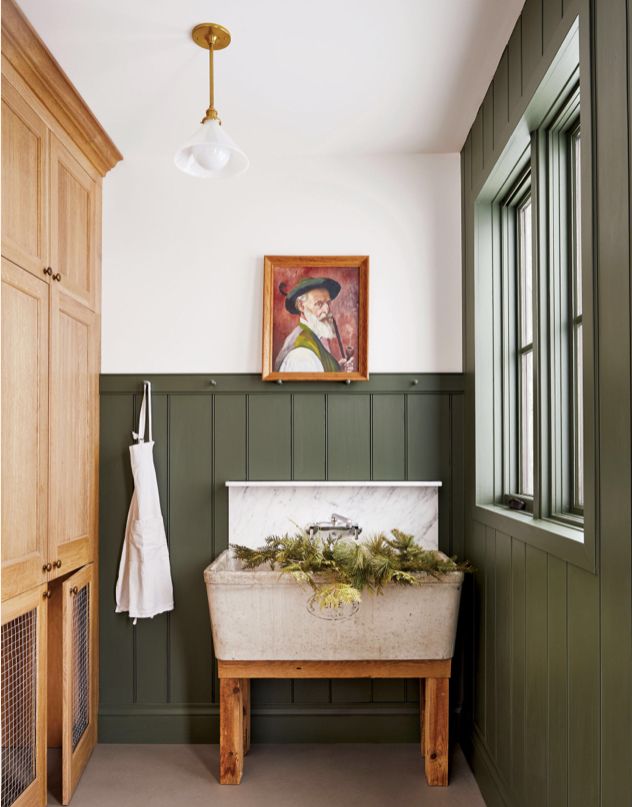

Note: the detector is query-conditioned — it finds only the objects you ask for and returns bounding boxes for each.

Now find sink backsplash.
[226,481,441,550]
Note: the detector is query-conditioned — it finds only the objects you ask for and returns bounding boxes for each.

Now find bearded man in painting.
[274,277,355,373]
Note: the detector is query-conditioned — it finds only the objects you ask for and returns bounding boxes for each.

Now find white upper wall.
[19,0,524,373]
[101,153,462,373]
[18,0,523,156]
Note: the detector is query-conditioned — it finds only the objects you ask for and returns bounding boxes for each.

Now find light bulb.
[191,143,230,172]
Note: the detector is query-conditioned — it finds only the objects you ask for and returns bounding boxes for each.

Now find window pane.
[573,131,582,317]
[520,349,534,496]
[519,200,533,346]
[571,127,583,513]
[575,323,584,508]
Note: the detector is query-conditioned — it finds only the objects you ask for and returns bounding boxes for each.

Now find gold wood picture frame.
[262,256,369,382]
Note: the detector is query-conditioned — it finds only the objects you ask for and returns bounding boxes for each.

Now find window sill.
[473,503,595,572]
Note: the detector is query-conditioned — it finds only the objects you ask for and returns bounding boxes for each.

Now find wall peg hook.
[345,379,351,385]
[412,378,419,386]
[210,379,217,386]
[276,379,283,385]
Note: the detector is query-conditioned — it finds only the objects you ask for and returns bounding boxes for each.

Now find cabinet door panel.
[50,135,98,311]
[1,259,49,600]
[1,76,49,277]
[49,287,98,577]
[61,564,97,805]
[1,585,48,807]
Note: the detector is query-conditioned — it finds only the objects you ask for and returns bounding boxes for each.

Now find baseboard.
[98,704,421,744]
[462,727,513,807]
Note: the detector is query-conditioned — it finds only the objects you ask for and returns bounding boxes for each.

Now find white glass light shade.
[174,119,249,178]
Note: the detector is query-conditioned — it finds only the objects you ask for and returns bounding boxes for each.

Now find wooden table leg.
[423,677,449,786]
[220,678,244,784]
[242,678,251,755]
[419,679,425,758]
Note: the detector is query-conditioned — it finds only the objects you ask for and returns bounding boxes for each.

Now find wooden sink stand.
[217,658,451,787]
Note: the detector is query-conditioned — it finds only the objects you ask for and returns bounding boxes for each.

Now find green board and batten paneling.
[462,0,632,805]
[99,373,465,743]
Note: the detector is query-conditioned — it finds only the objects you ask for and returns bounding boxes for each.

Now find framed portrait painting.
[262,256,369,382]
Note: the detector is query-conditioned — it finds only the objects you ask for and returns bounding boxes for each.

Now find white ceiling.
[18,0,522,159]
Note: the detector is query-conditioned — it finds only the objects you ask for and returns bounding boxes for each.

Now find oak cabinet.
[49,135,98,311]
[1,258,49,600]
[1,585,48,807]
[1,17,109,597]
[1,1,120,803]
[1,262,99,598]
[1,75,48,279]
[60,564,97,805]
[49,289,99,579]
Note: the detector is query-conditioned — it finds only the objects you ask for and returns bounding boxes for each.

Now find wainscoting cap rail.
[225,480,443,487]
[99,373,465,395]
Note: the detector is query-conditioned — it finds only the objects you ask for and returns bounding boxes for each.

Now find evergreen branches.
[231,529,471,610]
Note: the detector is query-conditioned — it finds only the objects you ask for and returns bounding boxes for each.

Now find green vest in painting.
[294,323,341,372]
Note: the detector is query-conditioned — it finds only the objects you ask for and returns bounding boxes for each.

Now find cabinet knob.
[43,590,52,599]
[43,267,53,276]
[43,562,52,572]
[54,560,62,569]
[70,586,79,596]
[53,272,62,282]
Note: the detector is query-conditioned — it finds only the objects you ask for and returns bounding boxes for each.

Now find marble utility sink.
[204,549,463,661]
[205,479,462,662]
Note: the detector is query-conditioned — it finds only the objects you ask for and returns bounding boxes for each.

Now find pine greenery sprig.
[231,529,471,610]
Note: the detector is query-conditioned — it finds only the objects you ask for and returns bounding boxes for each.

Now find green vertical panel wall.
[327,394,371,480]
[99,395,134,708]
[460,0,632,804]
[169,396,214,709]
[99,374,464,742]
[293,394,326,480]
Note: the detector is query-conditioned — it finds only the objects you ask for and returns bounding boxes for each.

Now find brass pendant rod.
[202,32,220,124]
[209,35,215,111]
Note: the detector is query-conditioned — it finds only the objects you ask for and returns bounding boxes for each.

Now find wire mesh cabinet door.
[61,564,96,805]
[1,584,48,807]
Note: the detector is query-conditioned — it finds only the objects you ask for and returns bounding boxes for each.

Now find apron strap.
[132,381,153,443]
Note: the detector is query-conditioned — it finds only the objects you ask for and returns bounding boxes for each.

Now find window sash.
[569,124,583,514]
[500,171,533,509]
[498,85,582,527]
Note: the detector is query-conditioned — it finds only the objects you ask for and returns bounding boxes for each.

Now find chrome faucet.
[307,513,362,540]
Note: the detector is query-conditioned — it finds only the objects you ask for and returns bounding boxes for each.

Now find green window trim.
[499,167,535,511]
[472,19,596,572]
[542,83,583,525]
[494,81,583,529]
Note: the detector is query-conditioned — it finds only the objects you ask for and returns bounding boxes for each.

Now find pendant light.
[175,23,249,178]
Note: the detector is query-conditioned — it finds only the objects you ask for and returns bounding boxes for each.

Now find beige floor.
[48,744,485,807]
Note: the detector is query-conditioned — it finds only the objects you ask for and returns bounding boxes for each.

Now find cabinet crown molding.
[2,0,123,176]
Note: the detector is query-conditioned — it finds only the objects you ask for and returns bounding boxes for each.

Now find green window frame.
[544,83,582,526]
[569,124,583,514]
[473,21,594,569]
[495,82,582,529]
[499,169,534,511]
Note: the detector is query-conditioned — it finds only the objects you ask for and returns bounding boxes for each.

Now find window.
[569,126,583,512]
[548,87,582,523]
[517,197,534,497]
[474,23,591,563]
[500,170,534,509]
[497,83,582,527]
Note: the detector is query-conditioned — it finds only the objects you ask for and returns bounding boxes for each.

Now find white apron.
[115,381,174,623]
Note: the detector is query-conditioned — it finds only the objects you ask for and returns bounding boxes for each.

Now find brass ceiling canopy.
[191,23,231,51]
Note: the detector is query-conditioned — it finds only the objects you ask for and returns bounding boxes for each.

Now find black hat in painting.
[279,277,341,314]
